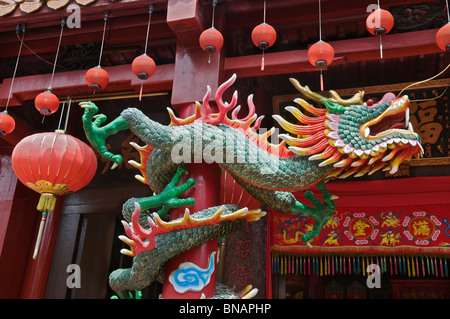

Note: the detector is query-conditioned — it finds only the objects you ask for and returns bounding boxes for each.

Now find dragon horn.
[289,78,364,106]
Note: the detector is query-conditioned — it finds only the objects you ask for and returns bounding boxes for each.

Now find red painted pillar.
[162,162,221,299]
[163,0,225,298]
[20,200,62,298]
[162,102,222,299]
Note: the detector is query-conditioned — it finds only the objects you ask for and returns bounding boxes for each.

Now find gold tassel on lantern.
[33,193,57,260]
[37,193,57,213]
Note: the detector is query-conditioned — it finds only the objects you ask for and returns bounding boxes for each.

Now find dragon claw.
[291,181,336,244]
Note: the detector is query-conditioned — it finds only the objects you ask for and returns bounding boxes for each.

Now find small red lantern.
[85,66,109,92]
[366,8,394,35]
[436,23,450,52]
[12,130,98,258]
[199,27,224,54]
[251,22,277,50]
[366,8,394,59]
[0,111,15,135]
[132,54,156,80]
[132,54,156,101]
[308,40,335,69]
[251,22,277,71]
[308,40,335,91]
[35,90,60,116]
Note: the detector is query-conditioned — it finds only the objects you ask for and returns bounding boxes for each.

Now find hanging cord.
[318,0,322,41]
[98,11,110,67]
[212,0,218,28]
[144,5,154,55]
[64,96,72,132]
[263,0,266,24]
[261,0,267,70]
[318,0,324,90]
[57,100,66,131]
[5,24,26,113]
[446,0,450,22]
[397,62,450,97]
[48,18,66,91]
[16,34,61,67]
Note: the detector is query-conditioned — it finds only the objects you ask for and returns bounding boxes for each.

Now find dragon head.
[276,79,423,178]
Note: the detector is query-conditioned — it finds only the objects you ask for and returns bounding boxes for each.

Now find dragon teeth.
[326,131,340,139]
[408,122,414,131]
[364,127,370,138]
[405,108,410,127]
[335,139,345,147]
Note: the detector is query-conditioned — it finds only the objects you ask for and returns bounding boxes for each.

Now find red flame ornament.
[85,66,109,92]
[0,111,15,135]
[251,22,277,70]
[12,130,97,259]
[35,90,60,116]
[308,40,335,91]
[436,23,450,52]
[366,8,394,59]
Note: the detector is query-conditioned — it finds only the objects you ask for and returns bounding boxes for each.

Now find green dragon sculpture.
[81,74,423,298]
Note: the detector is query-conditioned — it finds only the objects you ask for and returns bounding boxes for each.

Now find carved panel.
[390,1,448,33]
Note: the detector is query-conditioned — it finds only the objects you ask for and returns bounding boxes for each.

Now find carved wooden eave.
[0,0,101,17]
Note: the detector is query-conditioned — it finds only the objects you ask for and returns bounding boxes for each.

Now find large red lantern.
[308,40,335,91]
[12,130,98,258]
[35,90,60,115]
[436,23,450,52]
[85,66,109,92]
[0,111,15,135]
[366,8,394,58]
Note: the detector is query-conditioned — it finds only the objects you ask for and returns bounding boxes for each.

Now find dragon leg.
[290,181,337,244]
[122,166,195,223]
[81,101,129,168]
[229,170,335,244]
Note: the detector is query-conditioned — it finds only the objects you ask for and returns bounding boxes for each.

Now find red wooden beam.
[224,29,442,78]
[166,0,207,49]
[0,62,174,107]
